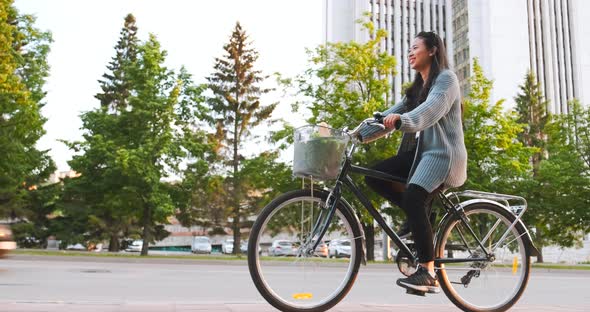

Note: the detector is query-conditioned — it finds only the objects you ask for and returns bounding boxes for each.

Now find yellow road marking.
[292,293,313,300]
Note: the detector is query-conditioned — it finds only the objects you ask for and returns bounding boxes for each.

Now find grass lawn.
[10,249,590,270]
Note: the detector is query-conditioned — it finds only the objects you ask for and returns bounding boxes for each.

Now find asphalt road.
[0,255,587,311]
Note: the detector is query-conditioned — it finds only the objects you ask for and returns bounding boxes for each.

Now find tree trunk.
[536,246,544,263]
[533,229,544,263]
[232,108,241,255]
[363,222,375,261]
[532,153,541,177]
[108,234,120,252]
[140,205,151,256]
[233,203,240,254]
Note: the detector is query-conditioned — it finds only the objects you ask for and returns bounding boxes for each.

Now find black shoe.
[396,266,440,294]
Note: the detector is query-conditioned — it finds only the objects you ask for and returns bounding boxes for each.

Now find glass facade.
[452,0,469,96]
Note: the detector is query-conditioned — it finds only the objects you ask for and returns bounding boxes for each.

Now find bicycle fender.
[436,199,540,258]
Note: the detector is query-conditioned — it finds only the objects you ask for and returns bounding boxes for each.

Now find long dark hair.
[404,31,449,110]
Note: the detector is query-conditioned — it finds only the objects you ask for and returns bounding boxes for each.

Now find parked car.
[328,239,351,258]
[312,240,329,258]
[240,240,247,253]
[268,240,297,256]
[240,241,262,255]
[192,236,212,254]
[221,238,234,254]
[0,224,16,257]
[125,240,143,252]
[66,243,87,251]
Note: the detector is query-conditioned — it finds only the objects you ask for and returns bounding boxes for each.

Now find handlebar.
[347,112,387,140]
[373,112,385,124]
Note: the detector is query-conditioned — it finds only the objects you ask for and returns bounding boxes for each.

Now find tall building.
[324,0,589,111]
[526,0,589,113]
[454,0,589,113]
[324,0,453,104]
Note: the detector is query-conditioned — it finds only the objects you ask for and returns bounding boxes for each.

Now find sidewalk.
[1,302,587,312]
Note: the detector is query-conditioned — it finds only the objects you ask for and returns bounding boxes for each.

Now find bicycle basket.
[293,125,350,180]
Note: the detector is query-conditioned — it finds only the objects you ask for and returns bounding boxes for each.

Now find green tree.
[120,34,202,256]
[10,182,61,248]
[513,71,590,261]
[61,14,140,251]
[567,99,590,168]
[95,14,138,112]
[238,151,300,231]
[560,100,590,231]
[65,16,210,255]
[512,70,551,262]
[288,16,398,260]
[206,22,278,254]
[462,59,535,194]
[514,71,549,176]
[0,0,55,217]
[172,173,229,235]
[168,67,219,234]
[522,100,590,262]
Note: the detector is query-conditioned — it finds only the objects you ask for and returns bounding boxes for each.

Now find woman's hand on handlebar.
[383,114,400,129]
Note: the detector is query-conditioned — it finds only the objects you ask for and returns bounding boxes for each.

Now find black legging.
[364,152,438,262]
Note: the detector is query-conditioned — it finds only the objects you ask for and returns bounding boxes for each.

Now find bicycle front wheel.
[435,203,531,312]
[248,189,362,312]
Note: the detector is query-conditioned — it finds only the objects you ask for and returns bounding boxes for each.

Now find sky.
[14,0,324,171]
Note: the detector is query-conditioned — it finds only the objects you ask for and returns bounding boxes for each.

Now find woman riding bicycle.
[360,31,467,294]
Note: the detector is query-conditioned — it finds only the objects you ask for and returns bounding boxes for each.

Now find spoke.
[300,199,304,249]
[491,231,526,251]
[491,220,520,253]
[455,223,474,256]
[481,218,502,246]
[309,200,314,241]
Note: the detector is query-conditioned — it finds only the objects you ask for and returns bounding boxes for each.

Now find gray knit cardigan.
[359,69,467,193]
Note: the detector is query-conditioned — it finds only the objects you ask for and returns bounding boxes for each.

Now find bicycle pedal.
[405,288,426,297]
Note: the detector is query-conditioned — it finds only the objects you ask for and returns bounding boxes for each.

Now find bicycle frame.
[307,141,492,265]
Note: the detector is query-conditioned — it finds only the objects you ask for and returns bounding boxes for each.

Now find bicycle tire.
[435,202,532,312]
[248,189,363,312]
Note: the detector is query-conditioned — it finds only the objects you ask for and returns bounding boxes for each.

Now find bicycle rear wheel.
[435,203,531,312]
[248,189,362,312]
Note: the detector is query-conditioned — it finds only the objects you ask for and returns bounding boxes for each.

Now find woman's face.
[408,37,434,72]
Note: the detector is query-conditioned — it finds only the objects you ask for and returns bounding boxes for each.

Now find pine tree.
[206,22,277,254]
[514,71,549,176]
[95,14,138,112]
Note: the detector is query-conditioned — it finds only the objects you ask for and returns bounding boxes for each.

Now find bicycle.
[247,116,540,312]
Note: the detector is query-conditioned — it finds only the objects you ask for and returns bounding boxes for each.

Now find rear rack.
[446,190,528,217]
